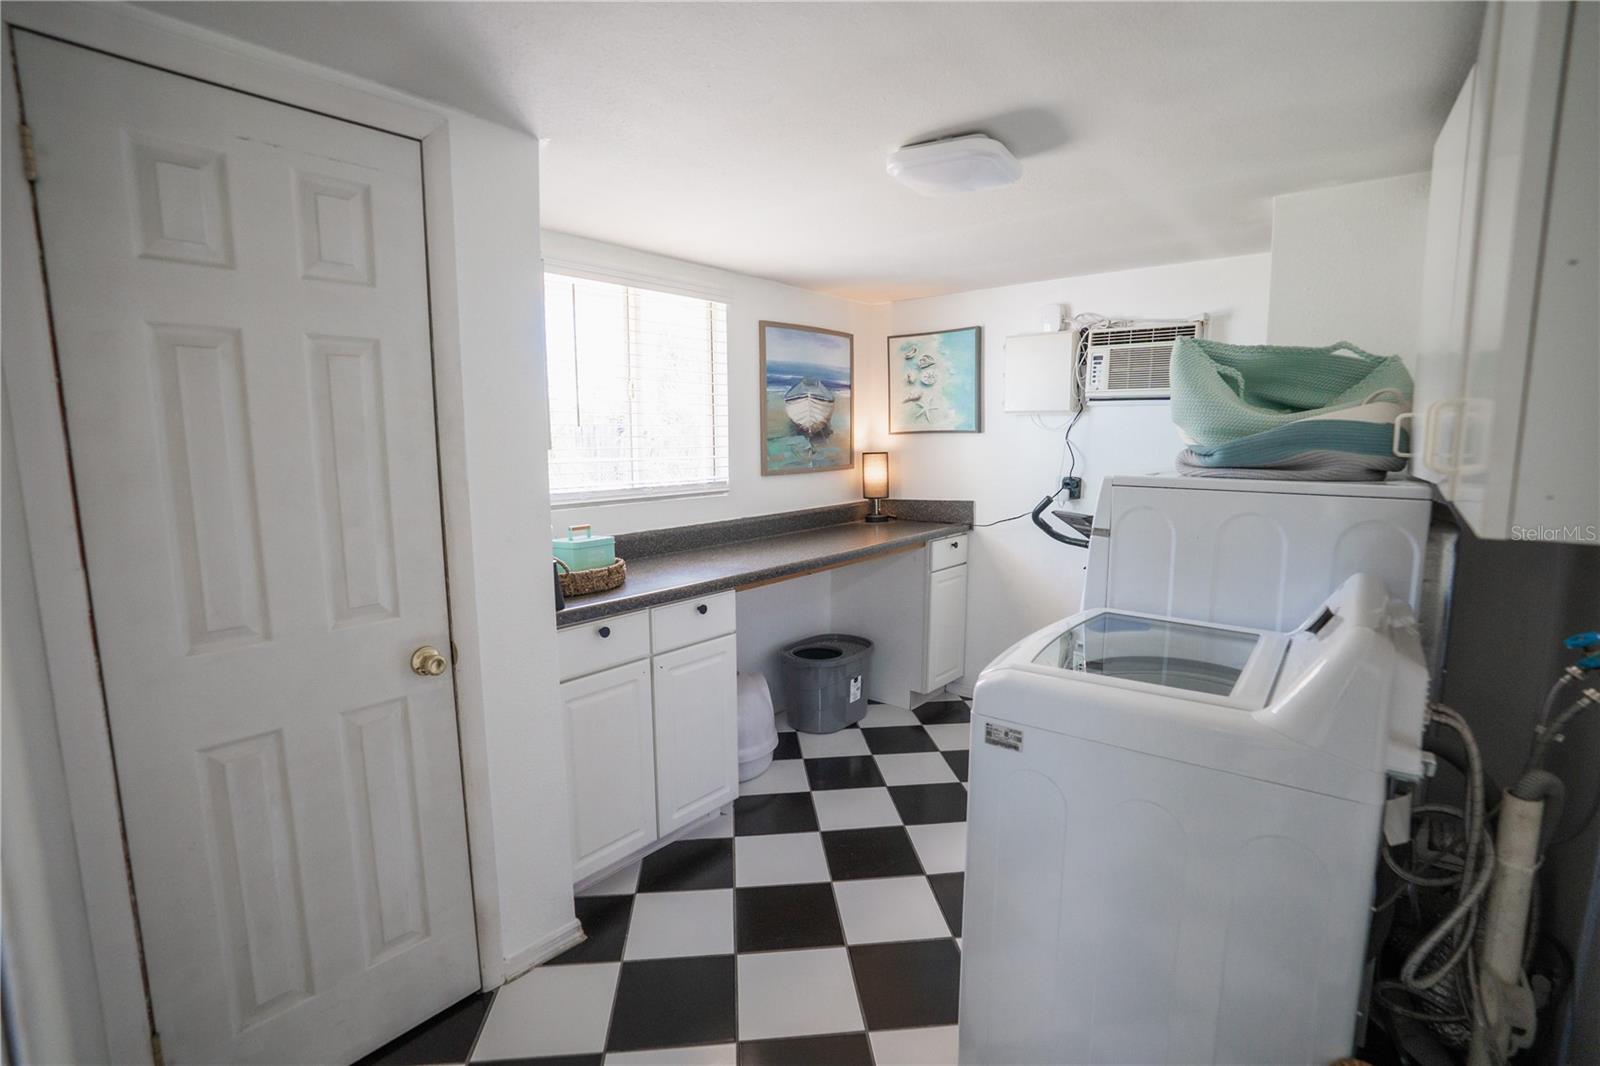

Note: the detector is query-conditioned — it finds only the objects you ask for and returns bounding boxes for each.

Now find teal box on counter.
[553,524,616,572]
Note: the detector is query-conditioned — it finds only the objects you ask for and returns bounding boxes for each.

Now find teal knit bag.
[1169,339,1414,448]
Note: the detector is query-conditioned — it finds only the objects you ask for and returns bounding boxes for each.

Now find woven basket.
[556,557,626,598]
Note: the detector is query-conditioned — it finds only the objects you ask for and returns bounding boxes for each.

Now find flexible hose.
[1526,691,1599,773]
[1509,769,1565,856]
[1397,706,1494,996]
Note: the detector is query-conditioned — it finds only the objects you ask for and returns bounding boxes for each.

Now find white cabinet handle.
[1392,411,1415,458]
[1424,399,1466,475]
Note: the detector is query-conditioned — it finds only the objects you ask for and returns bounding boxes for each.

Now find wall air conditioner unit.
[1083,317,1207,401]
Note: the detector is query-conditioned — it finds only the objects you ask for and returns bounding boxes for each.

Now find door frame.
[2,4,569,1061]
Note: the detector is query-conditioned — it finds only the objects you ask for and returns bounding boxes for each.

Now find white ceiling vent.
[1084,319,1207,401]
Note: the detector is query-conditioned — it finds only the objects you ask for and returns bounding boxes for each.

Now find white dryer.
[961,476,1435,1065]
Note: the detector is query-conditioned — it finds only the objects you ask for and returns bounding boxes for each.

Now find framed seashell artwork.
[887,326,982,433]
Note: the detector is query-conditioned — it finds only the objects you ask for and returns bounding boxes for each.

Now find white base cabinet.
[563,660,657,883]
[557,593,738,885]
[924,565,970,691]
[832,533,971,708]
[653,634,739,835]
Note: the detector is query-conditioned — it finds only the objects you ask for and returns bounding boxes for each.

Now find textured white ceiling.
[143,2,1482,301]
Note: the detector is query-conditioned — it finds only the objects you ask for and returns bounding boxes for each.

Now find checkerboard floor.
[355,698,972,1066]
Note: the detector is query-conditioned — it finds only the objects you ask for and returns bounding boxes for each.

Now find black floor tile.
[353,991,491,1066]
[928,872,964,936]
[888,783,968,825]
[637,838,734,892]
[607,955,738,1052]
[771,732,802,760]
[941,749,969,782]
[548,895,633,965]
[804,755,886,791]
[820,826,923,880]
[734,792,819,836]
[912,699,971,725]
[737,1032,873,1066]
[848,939,962,1030]
[735,884,845,953]
[475,1057,603,1066]
[859,725,938,754]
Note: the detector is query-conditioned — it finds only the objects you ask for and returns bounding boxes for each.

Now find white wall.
[2,395,109,1066]
[1267,172,1430,360]
[430,117,578,977]
[881,254,1273,688]
[540,232,888,537]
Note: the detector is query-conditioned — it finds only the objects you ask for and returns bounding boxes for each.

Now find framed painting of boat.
[888,326,982,433]
[760,321,855,475]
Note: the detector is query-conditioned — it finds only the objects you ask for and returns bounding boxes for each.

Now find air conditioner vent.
[1084,317,1207,401]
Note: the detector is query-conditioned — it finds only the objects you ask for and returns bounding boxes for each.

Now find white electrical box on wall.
[1003,330,1080,412]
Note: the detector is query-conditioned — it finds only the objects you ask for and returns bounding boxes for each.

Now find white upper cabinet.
[1415,1,1599,541]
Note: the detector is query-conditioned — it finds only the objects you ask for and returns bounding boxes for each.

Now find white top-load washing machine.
[961,476,1434,1066]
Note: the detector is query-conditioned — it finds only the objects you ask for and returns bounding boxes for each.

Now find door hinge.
[149,1030,165,1066]
[18,122,37,182]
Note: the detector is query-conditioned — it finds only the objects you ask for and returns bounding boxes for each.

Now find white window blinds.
[544,272,729,502]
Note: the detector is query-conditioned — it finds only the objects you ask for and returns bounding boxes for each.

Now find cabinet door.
[924,565,969,691]
[562,659,658,883]
[1453,1,1570,530]
[653,634,739,836]
[1412,66,1475,485]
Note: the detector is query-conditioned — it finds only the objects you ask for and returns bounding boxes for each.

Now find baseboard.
[498,918,584,986]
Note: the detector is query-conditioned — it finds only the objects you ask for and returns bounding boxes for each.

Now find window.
[544,272,729,503]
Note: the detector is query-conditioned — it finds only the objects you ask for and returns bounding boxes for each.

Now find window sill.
[551,485,731,509]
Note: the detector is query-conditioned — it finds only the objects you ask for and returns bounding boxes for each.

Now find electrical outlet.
[1062,477,1082,500]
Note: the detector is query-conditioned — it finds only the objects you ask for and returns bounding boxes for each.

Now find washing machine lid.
[1018,609,1289,711]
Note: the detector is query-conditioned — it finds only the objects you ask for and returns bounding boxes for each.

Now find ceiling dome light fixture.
[886,133,1022,195]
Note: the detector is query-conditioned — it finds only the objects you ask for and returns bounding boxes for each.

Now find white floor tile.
[796,728,871,759]
[923,723,972,751]
[860,703,920,727]
[738,759,810,796]
[734,832,830,886]
[907,822,967,874]
[874,751,959,786]
[605,1044,738,1066]
[624,889,734,960]
[737,948,863,1041]
[578,860,641,897]
[869,1025,960,1066]
[679,809,735,840]
[811,786,902,831]
[833,876,951,944]
[471,962,618,1060]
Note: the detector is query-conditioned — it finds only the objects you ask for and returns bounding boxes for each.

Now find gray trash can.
[780,634,873,733]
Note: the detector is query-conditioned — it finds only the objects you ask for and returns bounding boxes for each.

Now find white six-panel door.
[14,32,478,1064]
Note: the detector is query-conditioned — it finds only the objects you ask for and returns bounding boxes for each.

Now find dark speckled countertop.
[555,501,971,626]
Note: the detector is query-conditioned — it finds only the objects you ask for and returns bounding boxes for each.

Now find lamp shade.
[862,452,890,500]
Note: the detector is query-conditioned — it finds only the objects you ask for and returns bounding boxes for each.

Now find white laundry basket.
[736,672,779,782]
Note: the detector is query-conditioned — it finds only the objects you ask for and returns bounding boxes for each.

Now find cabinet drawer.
[557,611,650,681]
[929,533,968,571]
[651,591,736,654]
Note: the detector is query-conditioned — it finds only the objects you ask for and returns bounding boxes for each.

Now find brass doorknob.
[411,645,447,677]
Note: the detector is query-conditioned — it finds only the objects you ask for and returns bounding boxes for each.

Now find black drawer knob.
[598,626,611,638]
[696,604,709,615]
